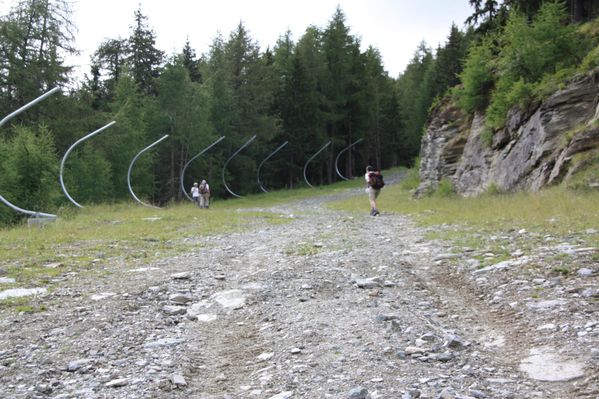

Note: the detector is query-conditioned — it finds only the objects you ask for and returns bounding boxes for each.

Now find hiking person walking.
[190,182,201,206]
[365,165,384,216]
[199,180,210,208]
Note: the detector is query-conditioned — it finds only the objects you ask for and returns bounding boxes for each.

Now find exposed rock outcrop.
[417,68,599,196]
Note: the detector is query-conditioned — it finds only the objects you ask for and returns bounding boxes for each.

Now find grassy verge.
[0,180,363,310]
[330,173,599,256]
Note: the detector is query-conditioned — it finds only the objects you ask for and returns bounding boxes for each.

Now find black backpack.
[369,172,385,189]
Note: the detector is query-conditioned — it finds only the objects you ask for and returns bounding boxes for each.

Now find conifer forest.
[1,0,598,225]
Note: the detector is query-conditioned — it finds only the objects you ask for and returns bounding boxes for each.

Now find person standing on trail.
[199,180,210,209]
[365,165,384,216]
[190,182,200,206]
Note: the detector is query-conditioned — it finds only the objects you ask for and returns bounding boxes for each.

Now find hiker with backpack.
[199,180,210,208]
[365,165,384,216]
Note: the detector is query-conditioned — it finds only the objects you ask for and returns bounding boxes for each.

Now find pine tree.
[0,0,76,121]
[321,7,361,182]
[88,38,128,109]
[179,39,202,83]
[127,7,164,95]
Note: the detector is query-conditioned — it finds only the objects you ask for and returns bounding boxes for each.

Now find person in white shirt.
[190,182,200,206]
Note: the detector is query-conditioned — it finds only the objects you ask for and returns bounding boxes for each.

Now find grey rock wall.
[417,69,599,196]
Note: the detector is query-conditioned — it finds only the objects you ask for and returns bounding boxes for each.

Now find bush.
[399,158,421,190]
[459,37,496,113]
[433,178,456,198]
[62,144,114,205]
[0,126,60,225]
[486,78,534,130]
[461,1,592,133]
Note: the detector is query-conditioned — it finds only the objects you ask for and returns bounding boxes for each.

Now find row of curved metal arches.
[0,88,364,218]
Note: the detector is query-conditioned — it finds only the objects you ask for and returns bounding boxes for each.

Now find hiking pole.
[335,138,363,181]
[222,135,257,198]
[127,135,169,209]
[257,141,288,193]
[303,141,331,188]
[180,136,225,202]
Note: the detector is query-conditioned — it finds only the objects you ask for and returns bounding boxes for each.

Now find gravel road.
[1,182,597,398]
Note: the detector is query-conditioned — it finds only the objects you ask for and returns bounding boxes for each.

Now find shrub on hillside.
[459,1,591,133]
[0,126,60,224]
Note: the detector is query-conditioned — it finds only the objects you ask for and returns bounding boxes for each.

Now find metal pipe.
[180,136,225,202]
[0,87,61,128]
[59,121,116,208]
[334,138,364,180]
[127,135,169,208]
[257,141,288,193]
[222,135,257,198]
[0,87,61,218]
[0,195,58,219]
[303,141,331,188]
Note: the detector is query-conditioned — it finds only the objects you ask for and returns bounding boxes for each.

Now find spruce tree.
[127,7,164,96]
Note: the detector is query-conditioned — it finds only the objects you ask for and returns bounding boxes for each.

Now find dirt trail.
[0,181,597,399]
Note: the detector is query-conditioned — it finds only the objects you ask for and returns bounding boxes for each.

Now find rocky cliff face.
[417,69,599,196]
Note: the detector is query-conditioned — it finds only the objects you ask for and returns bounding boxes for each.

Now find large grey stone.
[0,287,46,300]
[519,348,585,382]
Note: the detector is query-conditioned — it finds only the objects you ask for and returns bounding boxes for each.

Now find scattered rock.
[0,287,46,300]
[212,289,246,309]
[170,374,187,386]
[171,272,191,280]
[169,293,193,303]
[348,386,368,399]
[268,392,293,399]
[163,305,187,315]
[355,277,382,289]
[520,348,585,382]
[105,378,129,388]
[66,358,94,372]
[577,268,594,277]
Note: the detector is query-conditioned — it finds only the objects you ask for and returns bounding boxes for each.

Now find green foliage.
[0,126,60,224]
[0,4,471,219]
[486,77,534,129]
[565,150,599,192]
[480,125,494,147]
[461,1,593,134]
[399,158,420,190]
[0,0,76,117]
[458,37,495,113]
[433,178,456,198]
[484,182,505,195]
[63,145,114,204]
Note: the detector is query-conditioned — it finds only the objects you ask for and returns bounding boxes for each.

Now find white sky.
[1,0,474,80]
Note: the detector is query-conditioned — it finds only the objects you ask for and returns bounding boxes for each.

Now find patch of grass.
[552,266,571,276]
[0,296,44,312]
[331,169,599,247]
[285,242,321,257]
[0,178,363,301]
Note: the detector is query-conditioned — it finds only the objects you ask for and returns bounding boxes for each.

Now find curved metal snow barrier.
[257,141,288,193]
[0,87,61,219]
[334,138,363,181]
[222,135,256,198]
[59,121,116,208]
[303,141,331,188]
[127,135,169,208]
[180,136,225,202]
